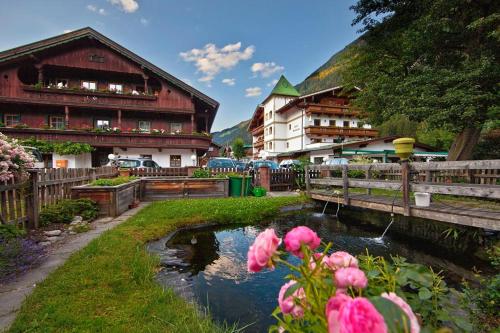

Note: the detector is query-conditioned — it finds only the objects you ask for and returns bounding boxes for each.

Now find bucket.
[414,192,431,207]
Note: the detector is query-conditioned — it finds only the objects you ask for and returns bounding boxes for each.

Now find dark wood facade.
[0,27,218,153]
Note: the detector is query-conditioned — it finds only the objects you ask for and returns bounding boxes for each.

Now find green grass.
[90,176,138,186]
[8,196,307,333]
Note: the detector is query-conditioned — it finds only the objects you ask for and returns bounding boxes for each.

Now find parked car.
[108,158,161,168]
[207,158,236,169]
[234,161,247,172]
[22,146,45,168]
[279,159,301,169]
[247,160,279,170]
[323,158,348,166]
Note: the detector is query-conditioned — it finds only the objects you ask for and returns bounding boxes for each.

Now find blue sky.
[0,0,361,131]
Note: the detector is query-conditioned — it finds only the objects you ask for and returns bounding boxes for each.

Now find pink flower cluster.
[0,133,35,182]
[247,225,421,333]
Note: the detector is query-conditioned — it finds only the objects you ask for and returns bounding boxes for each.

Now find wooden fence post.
[366,165,372,195]
[26,170,40,229]
[305,166,311,195]
[90,168,97,182]
[342,165,349,205]
[401,161,411,216]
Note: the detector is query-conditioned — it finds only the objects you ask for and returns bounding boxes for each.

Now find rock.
[39,241,51,247]
[69,231,77,235]
[70,216,83,225]
[46,236,61,242]
[44,230,62,237]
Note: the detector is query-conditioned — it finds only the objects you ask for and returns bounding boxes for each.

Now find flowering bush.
[0,133,35,182]
[247,226,471,332]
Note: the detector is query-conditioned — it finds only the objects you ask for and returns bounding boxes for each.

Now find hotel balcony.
[304,104,360,117]
[251,124,264,136]
[304,126,378,138]
[254,137,264,148]
[1,127,211,150]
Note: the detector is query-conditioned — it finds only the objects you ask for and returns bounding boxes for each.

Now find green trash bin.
[229,175,252,197]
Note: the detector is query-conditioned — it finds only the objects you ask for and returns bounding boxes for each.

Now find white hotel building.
[248,76,378,163]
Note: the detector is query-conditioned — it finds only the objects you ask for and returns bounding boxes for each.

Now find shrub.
[191,168,210,178]
[0,224,26,241]
[0,237,44,282]
[0,133,35,181]
[39,199,98,226]
[91,176,138,186]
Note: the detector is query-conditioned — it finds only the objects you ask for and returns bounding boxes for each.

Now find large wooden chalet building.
[248,75,378,163]
[0,27,219,167]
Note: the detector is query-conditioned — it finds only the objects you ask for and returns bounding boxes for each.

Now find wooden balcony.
[305,104,360,117]
[251,124,264,135]
[254,137,264,148]
[1,127,211,150]
[305,126,378,138]
[0,85,192,114]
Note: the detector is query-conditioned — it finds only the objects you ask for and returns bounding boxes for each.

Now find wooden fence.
[306,159,500,216]
[0,167,118,228]
[130,167,188,177]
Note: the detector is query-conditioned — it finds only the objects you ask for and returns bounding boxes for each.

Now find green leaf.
[418,287,432,300]
[283,282,301,299]
[370,296,411,333]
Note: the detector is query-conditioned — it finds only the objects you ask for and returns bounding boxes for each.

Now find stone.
[46,236,61,243]
[70,216,83,225]
[69,231,77,235]
[43,230,62,237]
[39,241,51,247]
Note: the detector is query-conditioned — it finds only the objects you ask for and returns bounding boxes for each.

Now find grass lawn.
[9,196,307,333]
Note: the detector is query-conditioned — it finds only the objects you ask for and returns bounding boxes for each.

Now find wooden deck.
[310,190,500,230]
[306,160,500,231]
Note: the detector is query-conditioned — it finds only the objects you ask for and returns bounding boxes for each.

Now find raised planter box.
[71,179,141,217]
[141,177,229,201]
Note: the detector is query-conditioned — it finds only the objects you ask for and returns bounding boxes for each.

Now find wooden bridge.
[305,160,500,230]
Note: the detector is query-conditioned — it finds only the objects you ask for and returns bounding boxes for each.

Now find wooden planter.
[71,179,141,217]
[141,178,229,201]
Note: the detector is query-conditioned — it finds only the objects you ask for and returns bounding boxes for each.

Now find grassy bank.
[9,196,307,333]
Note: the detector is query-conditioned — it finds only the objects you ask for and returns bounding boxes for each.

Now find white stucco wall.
[113,147,195,167]
[52,153,92,168]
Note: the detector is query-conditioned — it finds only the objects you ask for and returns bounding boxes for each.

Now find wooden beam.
[401,160,410,216]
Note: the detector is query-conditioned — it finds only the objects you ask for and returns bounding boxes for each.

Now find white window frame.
[138,121,151,133]
[95,119,110,129]
[4,114,20,127]
[82,81,97,90]
[49,115,65,129]
[171,122,182,133]
[109,83,123,93]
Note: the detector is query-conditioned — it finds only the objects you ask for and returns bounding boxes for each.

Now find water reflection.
[148,212,486,333]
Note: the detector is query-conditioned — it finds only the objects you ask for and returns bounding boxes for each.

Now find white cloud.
[222,78,235,86]
[87,4,106,15]
[109,0,139,13]
[245,87,262,97]
[63,29,73,34]
[267,79,279,87]
[251,62,284,78]
[180,42,255,84]
[140,17,149,26]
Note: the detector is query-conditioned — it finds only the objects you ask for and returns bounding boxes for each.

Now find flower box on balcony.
[23,85,157,100]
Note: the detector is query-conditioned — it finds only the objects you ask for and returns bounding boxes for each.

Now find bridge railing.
[305,160,500,215]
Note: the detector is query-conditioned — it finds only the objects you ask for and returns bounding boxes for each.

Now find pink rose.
[278,280,306,318]
[381,292,420,333]
[334,267,368,289]
[247,228,281,273]
[328,297,387,333]
[284,226,321,257]
[328,251,358,270]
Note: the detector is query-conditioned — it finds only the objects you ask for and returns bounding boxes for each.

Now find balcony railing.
[305,104,360,117]
[1,127,211,149]
[23,85,157,100]
[304,126,378,137]
[251,124,264,135]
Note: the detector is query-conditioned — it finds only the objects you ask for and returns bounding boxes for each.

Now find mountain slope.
[295,38,361,95]
[211,119,252,146]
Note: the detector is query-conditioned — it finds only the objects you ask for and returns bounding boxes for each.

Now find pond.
[147,211,487,332]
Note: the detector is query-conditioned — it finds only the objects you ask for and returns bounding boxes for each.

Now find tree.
[231,138,245,160]
[377,115,418,137]
[341,0,500,160]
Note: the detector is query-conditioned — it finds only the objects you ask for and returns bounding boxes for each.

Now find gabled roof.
[0,27,219,110]
[271,75,300,97]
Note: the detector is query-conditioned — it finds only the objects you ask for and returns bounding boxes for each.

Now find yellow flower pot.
[393,138,415,160]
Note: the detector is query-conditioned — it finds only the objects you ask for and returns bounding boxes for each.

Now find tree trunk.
[447,127,482,161]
